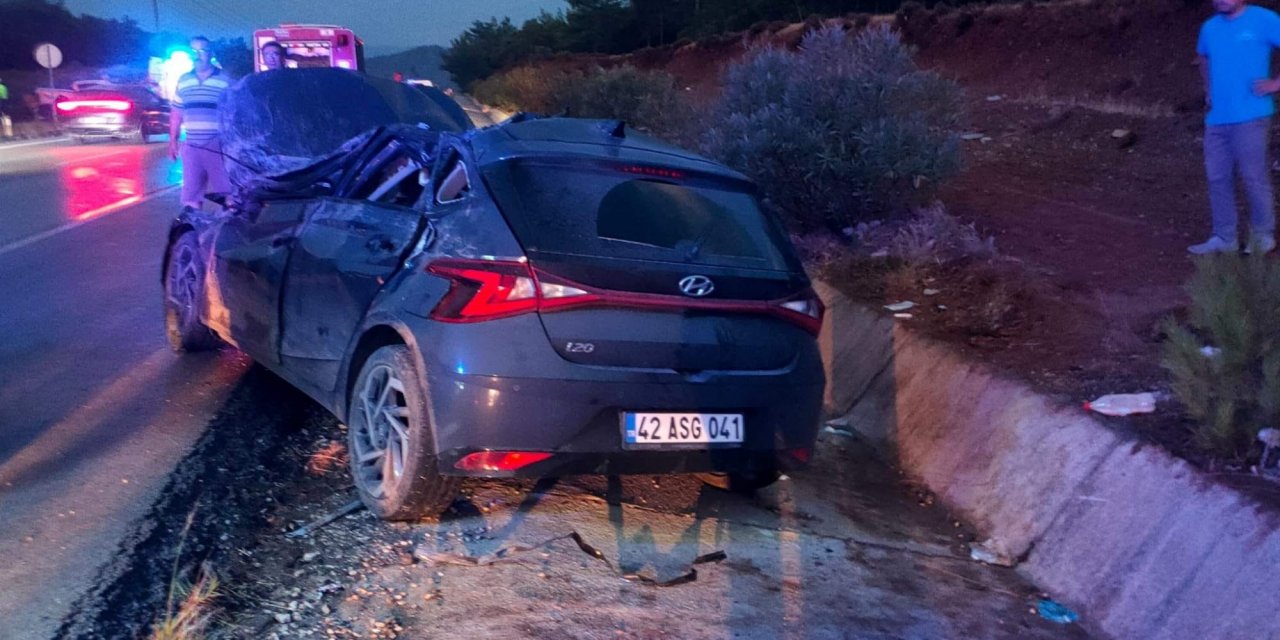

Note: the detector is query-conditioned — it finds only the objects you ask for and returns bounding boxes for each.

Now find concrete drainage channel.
[815,281,1280,640]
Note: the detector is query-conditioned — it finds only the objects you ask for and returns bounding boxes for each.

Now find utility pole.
[152,0,159,32]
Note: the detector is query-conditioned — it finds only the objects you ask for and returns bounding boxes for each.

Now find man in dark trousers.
[1190,0,1280,255]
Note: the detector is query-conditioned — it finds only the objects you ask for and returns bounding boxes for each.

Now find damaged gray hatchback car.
[163,70,825,520]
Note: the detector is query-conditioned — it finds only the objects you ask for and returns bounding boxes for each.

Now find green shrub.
[1163,255,1280,458]
[472,66,558,114]
[474,64,690,137]
[701,25,964,234]
[549,65,687,134]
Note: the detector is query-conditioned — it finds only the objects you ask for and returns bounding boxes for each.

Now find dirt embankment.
[513,0,1276,466]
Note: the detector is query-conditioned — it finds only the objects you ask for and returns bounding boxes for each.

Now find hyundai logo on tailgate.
[678,275,715,297]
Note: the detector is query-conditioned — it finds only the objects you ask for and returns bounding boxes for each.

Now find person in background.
[169,36,232,211]
[0,78,10,139]
[262,41,287,71]
[1190,0,1280,255]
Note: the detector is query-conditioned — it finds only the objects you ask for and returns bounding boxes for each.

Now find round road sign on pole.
[33,43,63,69]
[33,43,62,91]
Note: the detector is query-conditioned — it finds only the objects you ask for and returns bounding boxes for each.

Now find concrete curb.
[813,280,1280,640]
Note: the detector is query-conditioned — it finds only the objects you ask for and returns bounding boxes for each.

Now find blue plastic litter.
[1037,599,1079,624]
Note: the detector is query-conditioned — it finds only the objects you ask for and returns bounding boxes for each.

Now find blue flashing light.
[165,50,194,76]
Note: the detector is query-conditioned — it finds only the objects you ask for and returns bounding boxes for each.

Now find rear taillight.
[777,291,825,336]
[426,258,824,335]
[56,99,132,112]
[426,259,598,323]
[454,451,552,472]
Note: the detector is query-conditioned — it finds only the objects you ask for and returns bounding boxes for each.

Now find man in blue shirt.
[1191,0,1280,254]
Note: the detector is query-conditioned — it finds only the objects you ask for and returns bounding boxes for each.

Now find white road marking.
[0,137,67,151]
[0,184,179,259]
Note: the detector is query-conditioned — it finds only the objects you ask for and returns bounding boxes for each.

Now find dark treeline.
[1,0,255,83]
[0,0,152,69]
[443,0,1002,87]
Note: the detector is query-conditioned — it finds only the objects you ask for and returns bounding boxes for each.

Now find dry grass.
[306,440,349,476]
[1013,92,1177,118]
[151,564,220,640]
[890,204,996,265]
[150,508,221,640]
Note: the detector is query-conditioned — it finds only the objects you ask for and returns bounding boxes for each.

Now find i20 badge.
[678,275,715,297]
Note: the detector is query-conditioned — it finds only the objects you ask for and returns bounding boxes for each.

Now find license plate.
[623,413,743,446]
[79,116,108,124]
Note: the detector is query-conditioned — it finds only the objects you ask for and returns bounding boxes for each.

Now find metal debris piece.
[285,500,365,539]
[416,531,726,588]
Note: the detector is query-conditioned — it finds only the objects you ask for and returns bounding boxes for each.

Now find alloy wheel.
[351,364,411,498]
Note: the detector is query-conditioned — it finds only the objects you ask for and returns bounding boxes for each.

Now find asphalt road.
[0,136,249,640]
[0,103,508,640]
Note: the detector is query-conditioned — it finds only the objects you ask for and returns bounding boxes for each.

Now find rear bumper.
[415,315,825,478]
[437,447,809,478]
[62,123,135,137]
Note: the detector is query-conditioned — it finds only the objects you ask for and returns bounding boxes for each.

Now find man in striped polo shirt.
[169,36,231,210]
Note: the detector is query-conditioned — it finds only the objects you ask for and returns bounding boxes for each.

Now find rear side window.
[485,160,789,270]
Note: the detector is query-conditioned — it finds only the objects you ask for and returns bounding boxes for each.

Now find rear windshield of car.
[483,159,791,270]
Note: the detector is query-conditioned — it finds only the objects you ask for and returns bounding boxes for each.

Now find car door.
[209,199,310,363]
[278,142,429,395]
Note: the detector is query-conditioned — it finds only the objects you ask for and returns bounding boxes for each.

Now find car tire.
[348,345,460,520]
[133,124,148,144]
[696,469,781,494]
[164,232,221,352]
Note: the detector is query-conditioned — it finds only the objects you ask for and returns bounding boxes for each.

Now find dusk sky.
[61,0,567,51]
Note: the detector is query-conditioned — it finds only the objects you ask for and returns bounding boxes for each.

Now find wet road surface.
[0,137,247,640]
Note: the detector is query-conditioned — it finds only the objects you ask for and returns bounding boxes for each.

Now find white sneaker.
[1244,235,1277,255]
[1188,236,1238,255]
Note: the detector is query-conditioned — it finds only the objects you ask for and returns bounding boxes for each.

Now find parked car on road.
[56,86,169,144]
[162,71,824,520]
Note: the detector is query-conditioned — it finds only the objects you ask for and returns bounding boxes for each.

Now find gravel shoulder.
[57,365,1087,640]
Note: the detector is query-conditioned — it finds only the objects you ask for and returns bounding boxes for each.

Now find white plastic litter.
[822,425,855,438]
[923,288,941,296]
[1084,392,1157,417]
[884,301,916,312]
[969,539,1016,567]
[1200,346,1223,358]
